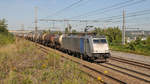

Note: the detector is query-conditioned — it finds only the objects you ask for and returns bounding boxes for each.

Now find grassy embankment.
[110,43,150,56]
[0,33,14,46]
[0,38,101,84]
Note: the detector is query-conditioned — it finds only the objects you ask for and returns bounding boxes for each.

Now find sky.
[0,0,150,31]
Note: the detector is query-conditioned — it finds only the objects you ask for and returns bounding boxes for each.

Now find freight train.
[23,32,111,62]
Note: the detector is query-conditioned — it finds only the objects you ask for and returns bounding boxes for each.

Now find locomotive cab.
[89,37,110,61]
[92,38,109,53]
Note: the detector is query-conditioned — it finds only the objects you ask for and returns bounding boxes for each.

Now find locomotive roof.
[63,34,106,39]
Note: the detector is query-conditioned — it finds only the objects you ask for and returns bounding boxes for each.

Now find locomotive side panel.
[80,38,84,54]
[70,37,81,53]
[84,38,92,57]
[62,37,81,53]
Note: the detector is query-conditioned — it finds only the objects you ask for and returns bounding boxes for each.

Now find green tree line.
[93,26,122,45]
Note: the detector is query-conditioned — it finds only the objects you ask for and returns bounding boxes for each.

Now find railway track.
[29,40,150,84]
[38,46,104,83]
[98,63,150,83]
[110,57,150,69]
[105,63,150,78]
[36,43,127,84]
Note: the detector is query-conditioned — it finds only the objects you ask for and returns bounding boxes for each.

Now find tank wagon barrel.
[44,34,55,47]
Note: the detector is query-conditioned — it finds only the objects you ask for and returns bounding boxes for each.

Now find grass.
[0,33,14,46]
[0,38,101,84]
[110,45,150,56]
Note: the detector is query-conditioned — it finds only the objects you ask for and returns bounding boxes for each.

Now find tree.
[93,27,122,45]
[0,19,14,45]
[0,19,8,33]
[93,27,104,35]
[72,29,77,33]
[65,27,69,34]
[134,37,142,45]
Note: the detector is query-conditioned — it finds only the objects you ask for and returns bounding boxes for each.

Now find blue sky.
[0,0,150,31]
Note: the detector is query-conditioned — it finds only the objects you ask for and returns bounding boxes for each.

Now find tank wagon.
[27,33,33,41]
[54,35,63,49]
[44,34,55,47]
[24,33,110,62]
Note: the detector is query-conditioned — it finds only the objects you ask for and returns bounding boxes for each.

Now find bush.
[0,33,14,45]
[0,19,14,45]
[0,19,8,33]
[127,42,136,51]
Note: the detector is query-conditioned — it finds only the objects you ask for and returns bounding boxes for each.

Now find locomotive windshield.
[93,39,107,44]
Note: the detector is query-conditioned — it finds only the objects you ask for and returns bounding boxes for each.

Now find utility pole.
[35,6,38,41]
[67,21,69,31]
[122,9,126,45]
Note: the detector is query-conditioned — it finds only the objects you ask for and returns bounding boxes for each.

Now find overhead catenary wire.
[44,0,85,18]
[39,0,149,31]
[41,9,150,22]
[107,13,150,23]
[40,9,150,24]
[69,0,147,19]
[96,9,150,20]
[90,0,147,19]
[98,9,150,22]
[69,0,135,19]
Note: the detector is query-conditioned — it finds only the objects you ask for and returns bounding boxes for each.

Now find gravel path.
[108,60,150,76]
[111,51,150,64]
